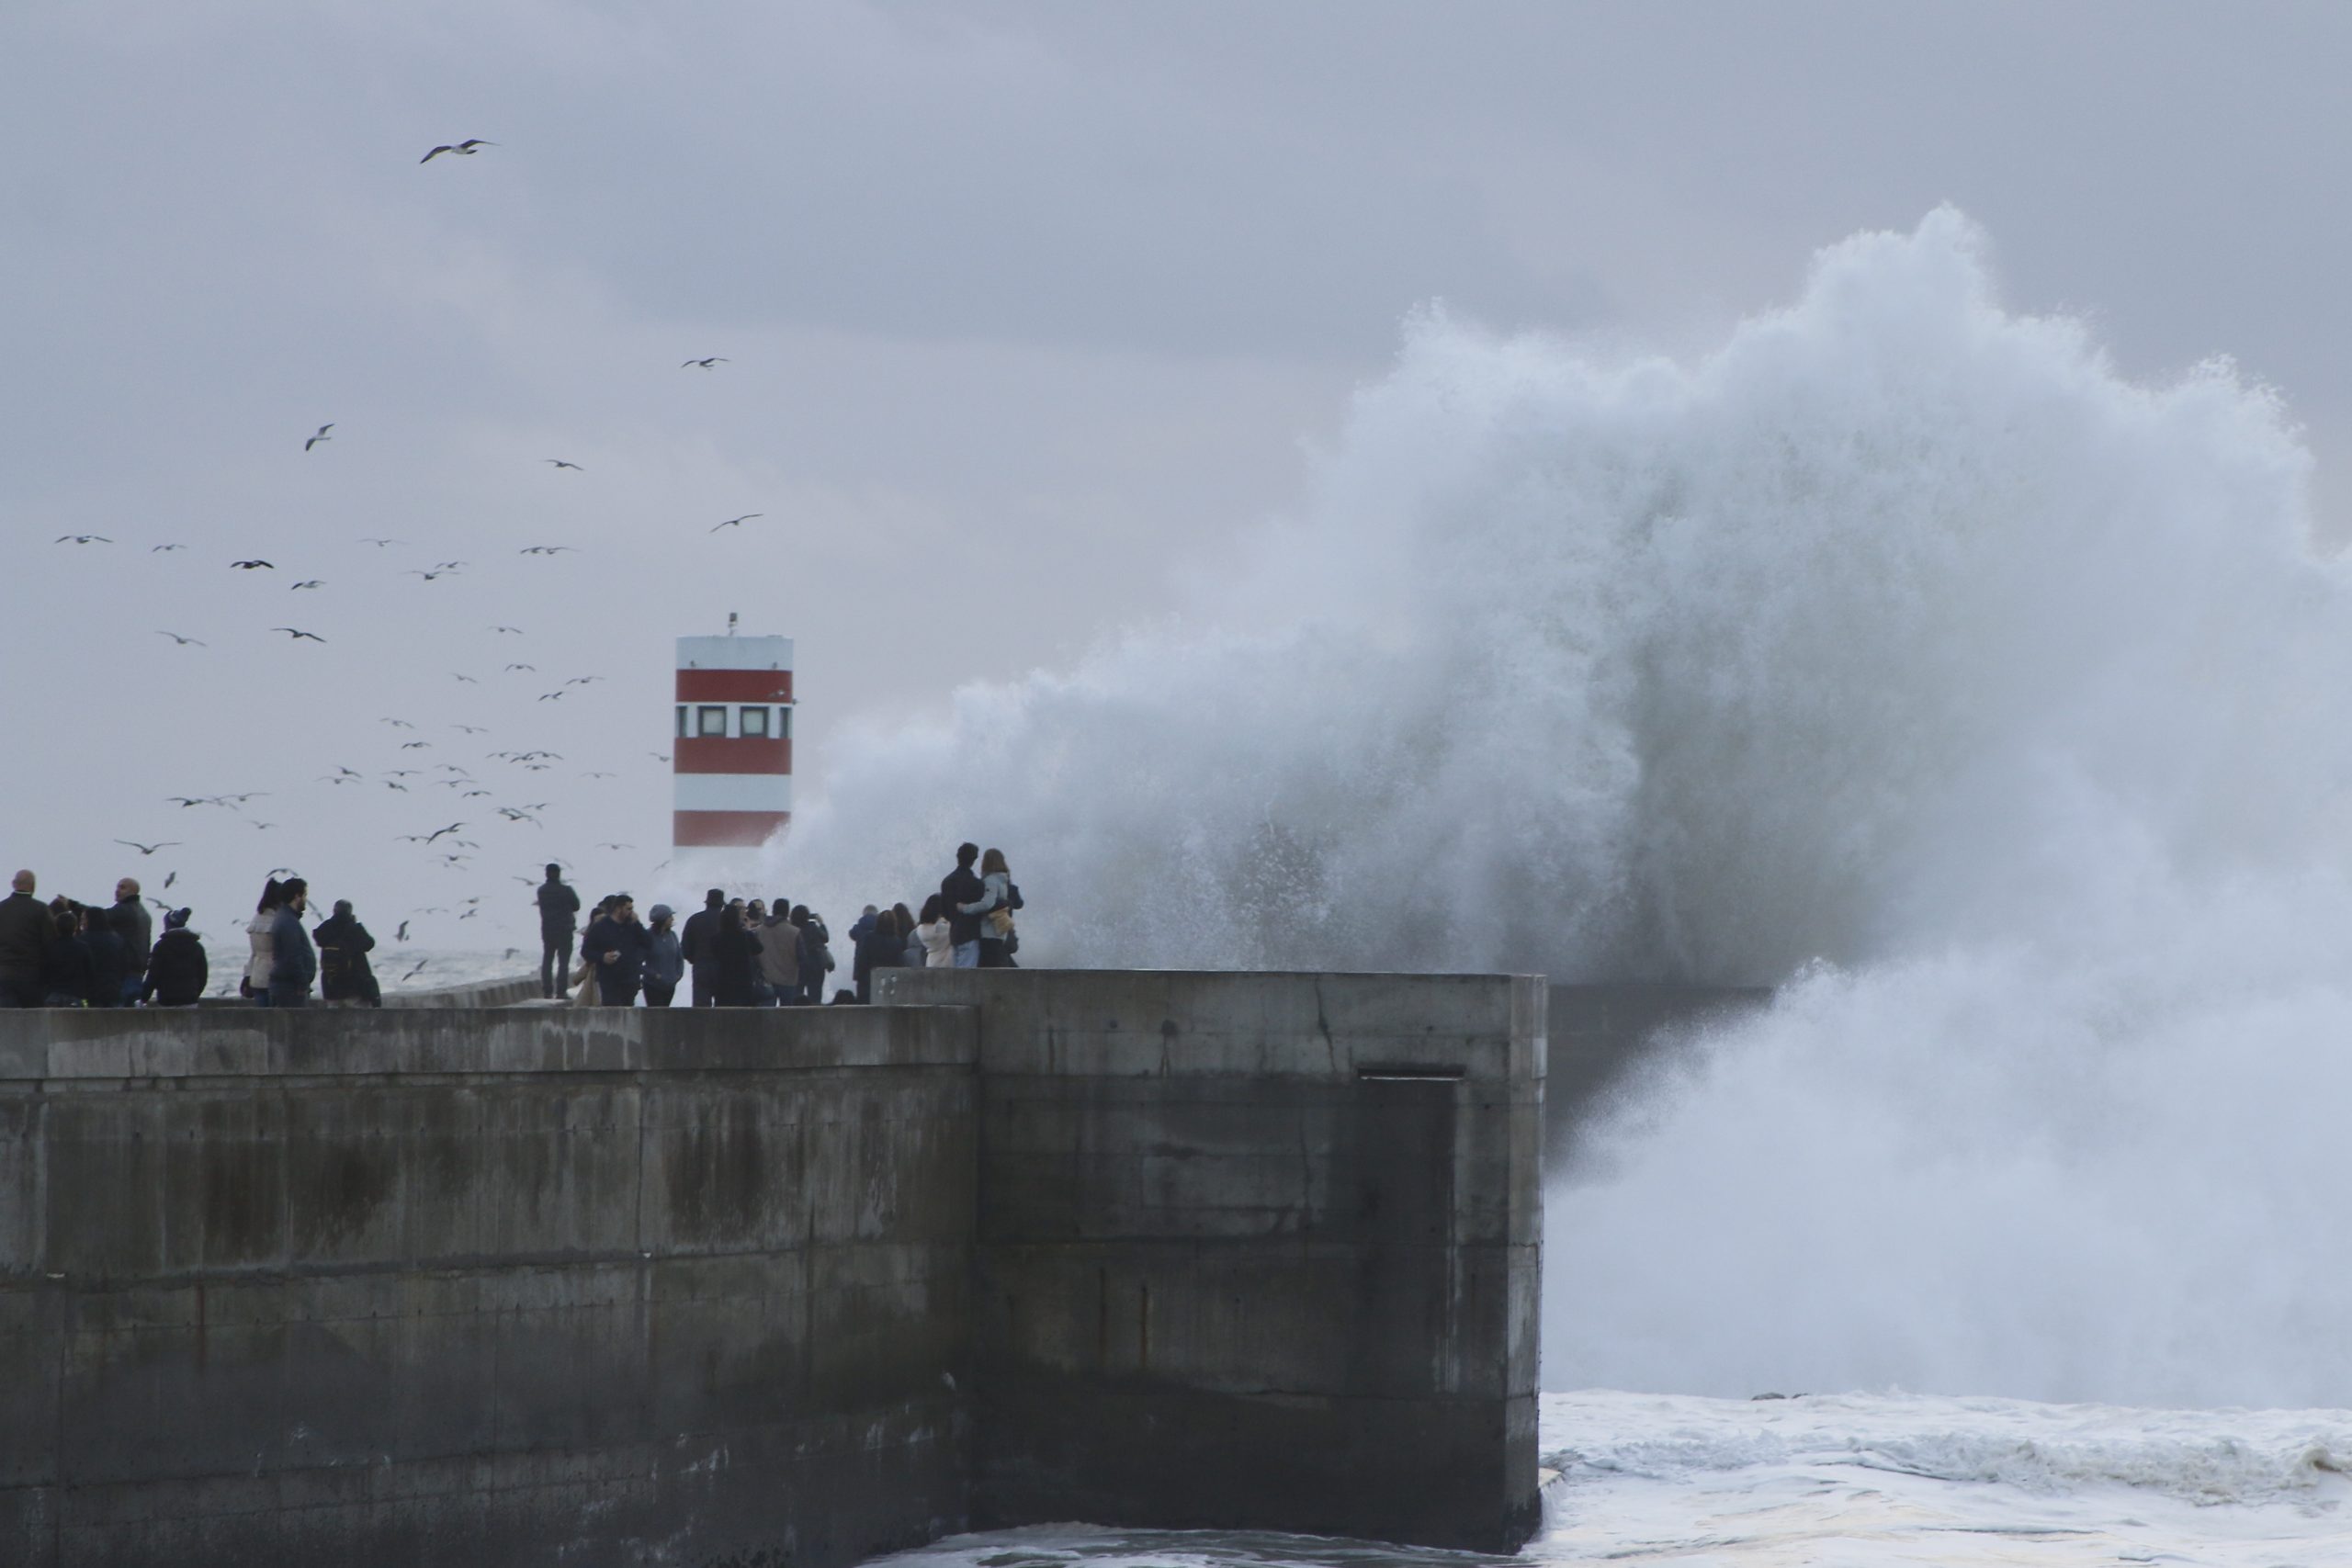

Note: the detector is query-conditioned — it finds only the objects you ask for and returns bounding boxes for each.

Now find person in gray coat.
[111,876,153,1005]
[267,877,318,1008]
[641,905,684,1008]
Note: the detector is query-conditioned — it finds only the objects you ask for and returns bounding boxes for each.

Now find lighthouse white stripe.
[673,772,793,812]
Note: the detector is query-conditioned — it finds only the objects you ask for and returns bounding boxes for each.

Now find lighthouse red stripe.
[676,670,794,702]
[673,810,790,847]
[673,738,792,773]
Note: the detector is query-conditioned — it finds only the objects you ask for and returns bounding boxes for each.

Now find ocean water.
[402,210,2352,1558]
[869,1391,2352,1568]
[774,208,2352,1416]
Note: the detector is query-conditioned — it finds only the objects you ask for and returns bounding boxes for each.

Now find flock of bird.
[41,137,770,987]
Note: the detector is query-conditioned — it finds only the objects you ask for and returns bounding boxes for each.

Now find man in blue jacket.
[582,894,651,1007]
[269,877,318,1008]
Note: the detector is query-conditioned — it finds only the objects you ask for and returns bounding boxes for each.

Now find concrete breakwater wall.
[0,971,1544,1567]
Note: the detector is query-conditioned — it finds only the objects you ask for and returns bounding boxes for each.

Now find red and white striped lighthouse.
[673,620,793,855]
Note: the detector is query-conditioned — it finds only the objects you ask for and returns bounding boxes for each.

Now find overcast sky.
[8,0,2352,957]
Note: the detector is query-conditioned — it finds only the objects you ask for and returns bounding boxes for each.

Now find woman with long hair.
[915,895,954,967]
[244,876,284,1006]
[960,849,1020,969]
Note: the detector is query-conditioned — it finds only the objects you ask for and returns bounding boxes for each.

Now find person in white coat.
[243,876,284,1006]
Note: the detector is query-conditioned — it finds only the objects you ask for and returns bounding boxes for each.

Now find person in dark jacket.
[110,877,153,1005]
[79,904,127,1008]
[641,905,684,1007]
[582,894,651,1006]
[313,899,382,1007]
[941,842,987,967]
[708,905,762,1007]
[268,877,318,1008]
[42,910,96,1007]
[534,863,582,1000]
[0,870,51,1007]
[853,908,904,1003]
[679,888,725,1006]
[139,908,209,1006]
[794,907,834,1004]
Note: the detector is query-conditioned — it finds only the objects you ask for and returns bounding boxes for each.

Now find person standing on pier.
[680,888,725,1005]
[642,905,684,1007]
[0,871,52,1008]
[584,894,650,1007]
[268,878,318,1008]
[110,877,153,1006]
[941,843,986,968]
[535,863,582,1001]
[138,908,209,1007]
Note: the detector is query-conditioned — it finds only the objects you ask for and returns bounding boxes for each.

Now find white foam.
[779,209,2352,1408]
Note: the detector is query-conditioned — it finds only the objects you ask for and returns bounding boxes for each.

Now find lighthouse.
[673,616,793,867]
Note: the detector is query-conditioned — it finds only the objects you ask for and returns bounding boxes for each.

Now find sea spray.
[780,209,2352,1406]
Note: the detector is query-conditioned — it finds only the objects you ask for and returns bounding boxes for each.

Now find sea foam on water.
[781,209,2352,1411]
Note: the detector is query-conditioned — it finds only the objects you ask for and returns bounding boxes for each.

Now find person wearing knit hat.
[139,908,209,1007]
[642,904,684,1008]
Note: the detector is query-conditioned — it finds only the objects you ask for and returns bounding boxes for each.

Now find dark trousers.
[643,982,676,1008]
[978,938,1015,968]
[541,933,574,998]
[690,964,715,1006]
[595,976,639,1007]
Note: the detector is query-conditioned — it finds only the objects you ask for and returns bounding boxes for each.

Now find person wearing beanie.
[139,908,209,1007]
[641,904,684,1007]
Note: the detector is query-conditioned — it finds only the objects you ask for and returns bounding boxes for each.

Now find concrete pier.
[0,971,1544,1567]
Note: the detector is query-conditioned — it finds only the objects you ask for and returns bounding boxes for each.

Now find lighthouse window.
[697,705,729,738]
[740,705,770,739]
[675,705,690,739]
[778,706,792,740]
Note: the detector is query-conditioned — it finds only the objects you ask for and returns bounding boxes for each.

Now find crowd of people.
[0,839,1023,1012]
[0,867,384,1009]
[537,841,1023,1008]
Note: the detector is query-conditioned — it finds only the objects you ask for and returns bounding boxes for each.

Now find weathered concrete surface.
[0,1006,978,1568]
[3,972,1545,1563]
[876,969,1545,1553]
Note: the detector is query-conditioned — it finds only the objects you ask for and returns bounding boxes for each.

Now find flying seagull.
[55,534,111,545]
[156,631,206,646]
[545,458,582,471]
[115,840,180,856]
[290,580,324,590]
[452,672,479,682]
[503,662,536,672]
[407,569,456,581]
[303,423,334,451]
[231,559,274,570]
[395,921,411,942]
[450,723,488,733]
[151,543,186,552]
[490,624,523,634]
[709,513,762,532]
[595,841,634,852]
[519,546,576,555]
[272,626,326,642]
[682,356,729,369]
[358,537,401,547]
[401,959,429,981]
[420,140,494,163]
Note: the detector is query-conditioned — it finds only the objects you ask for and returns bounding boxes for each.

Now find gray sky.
[7,0,2351,953]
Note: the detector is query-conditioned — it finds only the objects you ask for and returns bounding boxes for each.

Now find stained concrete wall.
[2,972,1544,1565]
[876,969,1545,1553]
[0,1007,978,1568]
